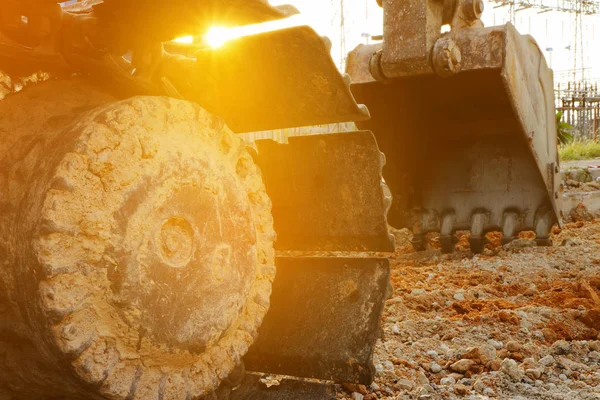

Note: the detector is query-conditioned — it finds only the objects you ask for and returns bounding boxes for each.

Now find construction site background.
[253,0,600,142]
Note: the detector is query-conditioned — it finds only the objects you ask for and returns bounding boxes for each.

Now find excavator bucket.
[347,17,561,253]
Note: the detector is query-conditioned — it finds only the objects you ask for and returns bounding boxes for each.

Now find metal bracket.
[255,131,394,252]
[244,256,390,384]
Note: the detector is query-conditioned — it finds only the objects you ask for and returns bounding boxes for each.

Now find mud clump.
[570,203,595,222]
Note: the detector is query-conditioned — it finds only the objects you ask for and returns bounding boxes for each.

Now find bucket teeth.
[534,207,554,247]
[469,237,487,254]
[420,210,440,232]
[411,234,426,251]
[439,212,456,254]
[535,238,553,247]
[408,207,556,253]
[468,211,489,254]
[501,211,520,245]
[411,210,439,251]
[439,235,457,254]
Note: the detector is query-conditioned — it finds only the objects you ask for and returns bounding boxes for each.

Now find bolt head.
[450,46,462,66]
[433,38,462,77]
[464,0,484,20]
[475,0,485,15]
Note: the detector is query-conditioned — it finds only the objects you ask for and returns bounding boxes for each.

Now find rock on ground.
[338,221,600,400]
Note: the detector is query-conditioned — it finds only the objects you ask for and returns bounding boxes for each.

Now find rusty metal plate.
[501,24,560,221]
[254,131,394,252]
[169,26,369,133]
[244,257,390,384]
[230,374,336,400]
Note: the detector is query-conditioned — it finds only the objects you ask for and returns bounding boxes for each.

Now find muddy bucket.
[348,24,561,253]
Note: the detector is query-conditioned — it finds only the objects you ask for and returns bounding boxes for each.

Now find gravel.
[500,358,524,381]
[540,355,556,367]
[338,220,600,400]
[449,359,475,373]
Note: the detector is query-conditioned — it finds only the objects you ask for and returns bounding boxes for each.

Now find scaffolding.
[489,0,600,15]
[556,81,600,139]
[490,0,600,140]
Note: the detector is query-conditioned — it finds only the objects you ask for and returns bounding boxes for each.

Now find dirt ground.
[338,218,600,400]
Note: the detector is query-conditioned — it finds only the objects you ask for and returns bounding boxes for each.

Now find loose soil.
[338,220,600,400]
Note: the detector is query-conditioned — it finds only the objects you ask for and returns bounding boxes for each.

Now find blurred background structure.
[486,0,600,139]
[259,0,600,141]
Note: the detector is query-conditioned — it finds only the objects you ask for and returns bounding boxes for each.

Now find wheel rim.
[31,97,275,399]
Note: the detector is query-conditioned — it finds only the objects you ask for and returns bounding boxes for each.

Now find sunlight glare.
[203,14,308,48]
[173,35,194,44]
[205,27,235,48]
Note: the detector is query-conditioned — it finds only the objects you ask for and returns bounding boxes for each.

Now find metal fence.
[555,80,600,140]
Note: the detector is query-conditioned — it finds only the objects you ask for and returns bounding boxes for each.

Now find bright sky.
[268,0,383,67]
[268,0,600,84]
[268,0,333,35]
[481,2,600,83]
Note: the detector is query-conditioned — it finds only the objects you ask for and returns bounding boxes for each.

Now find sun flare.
[203,14,308,48]
[172,35,194,44]
[204,27,235,48]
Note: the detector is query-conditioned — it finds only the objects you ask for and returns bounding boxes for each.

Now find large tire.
[0,79,275,399]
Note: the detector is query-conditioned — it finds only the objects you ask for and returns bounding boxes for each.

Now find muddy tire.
[0,80,275,399]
